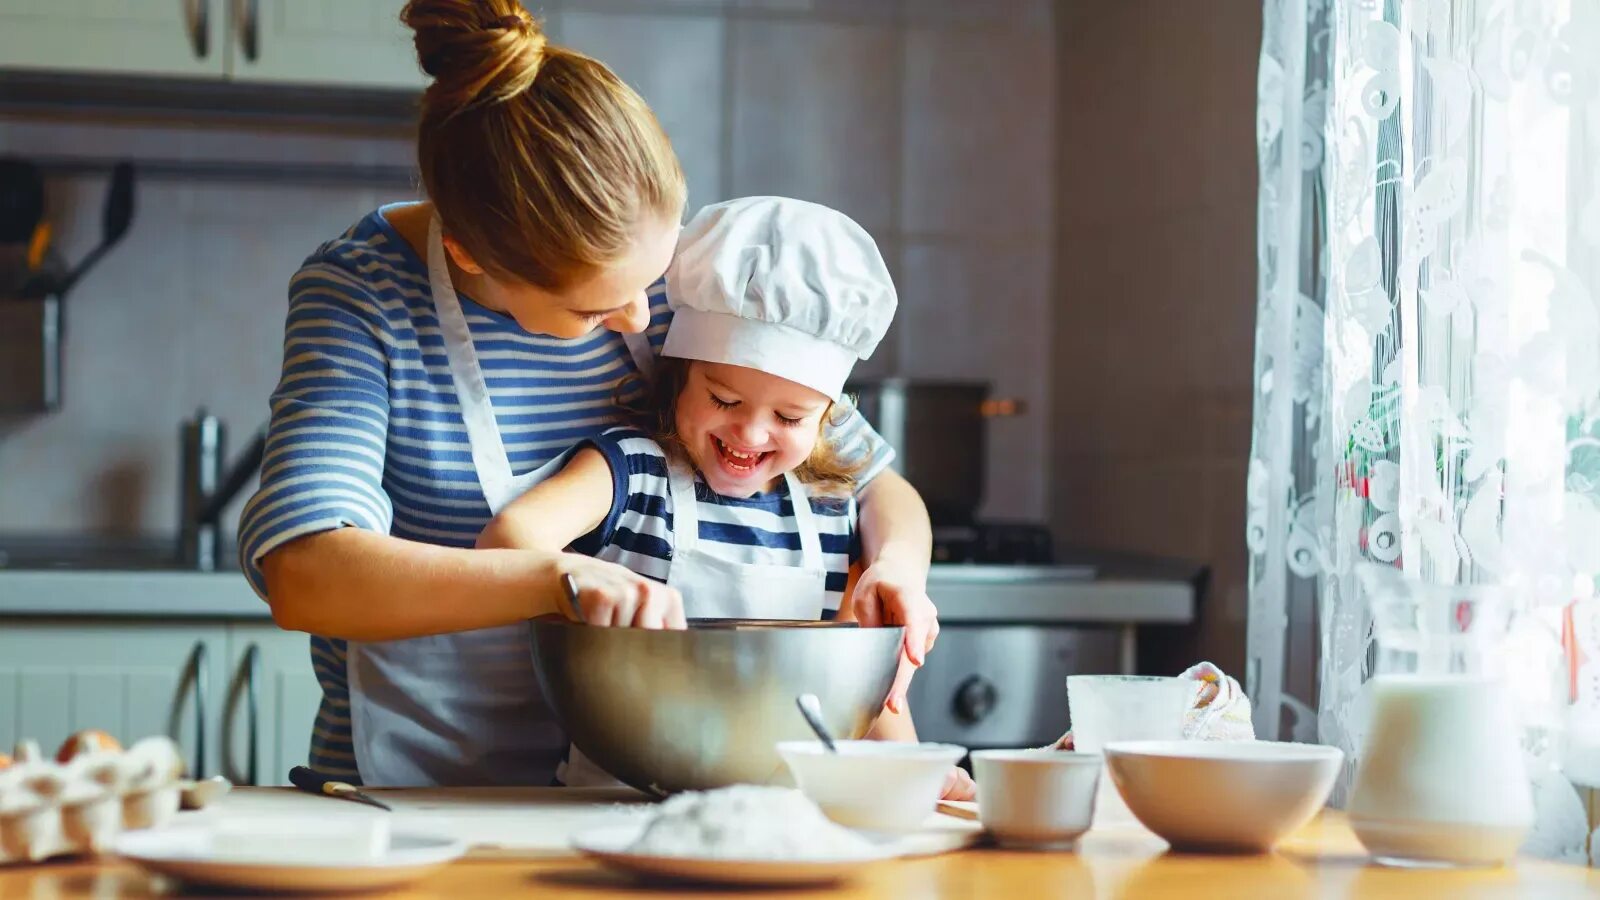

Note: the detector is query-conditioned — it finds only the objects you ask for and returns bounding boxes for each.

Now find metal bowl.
[528,618,904,795]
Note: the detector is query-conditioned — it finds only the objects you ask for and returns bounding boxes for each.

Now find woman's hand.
[850,558,939,714]
[940,766,976,801]
[559,555,686,629]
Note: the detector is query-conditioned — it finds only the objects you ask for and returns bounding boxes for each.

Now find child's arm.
[477,447,613,553]
[837,563,918,741]
[478,447,685,628]
[838,563,974,799]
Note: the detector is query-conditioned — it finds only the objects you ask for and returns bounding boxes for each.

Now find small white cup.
[1066,675,1196,751]
[971,750,1102,850]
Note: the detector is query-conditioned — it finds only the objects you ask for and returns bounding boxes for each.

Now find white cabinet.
[229,0,423,88]
[0,1,225,78]
[0,622,230,778]
[218,623,323,787]
[0,618,322,786]
[0,0,422,90]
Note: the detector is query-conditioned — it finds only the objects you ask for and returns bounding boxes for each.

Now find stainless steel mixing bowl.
[528,618,904,795]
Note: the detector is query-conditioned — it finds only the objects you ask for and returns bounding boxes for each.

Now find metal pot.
[844,378,1023,525]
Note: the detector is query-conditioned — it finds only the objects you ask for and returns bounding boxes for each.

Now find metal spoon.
[561,573,585,622]
[795,693,838,753]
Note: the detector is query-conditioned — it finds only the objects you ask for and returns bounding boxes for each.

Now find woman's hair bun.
[401,0,549,113]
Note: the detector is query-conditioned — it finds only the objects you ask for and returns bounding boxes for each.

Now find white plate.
[112,826,467,894]
[572,825,885,887]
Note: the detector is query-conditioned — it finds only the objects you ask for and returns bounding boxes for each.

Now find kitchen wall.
[1050,2,1264,676]
[0,0,1056,541]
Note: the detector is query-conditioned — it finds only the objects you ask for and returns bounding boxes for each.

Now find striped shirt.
[575,428,858,615]
[235,206,892,782]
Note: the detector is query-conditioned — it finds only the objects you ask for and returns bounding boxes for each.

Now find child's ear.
[442,235,486,275]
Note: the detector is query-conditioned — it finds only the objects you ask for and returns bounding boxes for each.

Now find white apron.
[560,453,829,786]
[348,217,653,786]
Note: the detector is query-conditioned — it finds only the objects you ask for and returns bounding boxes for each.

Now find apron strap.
[664,453,701,555]
[621,329,655,380]
[427,215,516,510]
[783,472,825,573]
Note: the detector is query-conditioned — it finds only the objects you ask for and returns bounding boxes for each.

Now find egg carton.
[0,736,229,865]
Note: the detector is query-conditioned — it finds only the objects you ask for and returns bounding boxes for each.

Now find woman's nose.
[607,294,651,335]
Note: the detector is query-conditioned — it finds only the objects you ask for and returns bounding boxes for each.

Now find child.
[479,196,972,797]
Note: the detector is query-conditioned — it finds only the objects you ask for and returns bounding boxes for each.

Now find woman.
[237,0,938,789]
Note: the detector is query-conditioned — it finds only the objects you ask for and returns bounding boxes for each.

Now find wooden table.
[3,809,1596,899]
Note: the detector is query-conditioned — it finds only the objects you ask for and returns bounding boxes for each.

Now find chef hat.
[663,197,897,401]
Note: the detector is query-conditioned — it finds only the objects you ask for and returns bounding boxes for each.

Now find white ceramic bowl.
[971,750,1102,850]
[777,741,967,833]
[1103,740,1343,853]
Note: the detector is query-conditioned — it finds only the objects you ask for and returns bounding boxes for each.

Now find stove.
[910,523,1197,751]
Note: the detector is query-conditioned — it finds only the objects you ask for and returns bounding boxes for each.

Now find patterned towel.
[1180,661,1256,741]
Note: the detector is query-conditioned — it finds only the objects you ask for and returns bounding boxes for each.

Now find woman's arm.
[263,529,571,640]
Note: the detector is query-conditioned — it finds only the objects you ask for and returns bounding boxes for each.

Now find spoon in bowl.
[795,693,838,753]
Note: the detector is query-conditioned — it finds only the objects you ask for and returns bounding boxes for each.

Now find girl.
[480,197,975,799]
[238,1,938,789]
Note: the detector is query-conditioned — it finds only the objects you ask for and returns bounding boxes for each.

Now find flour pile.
[627,786,878,860]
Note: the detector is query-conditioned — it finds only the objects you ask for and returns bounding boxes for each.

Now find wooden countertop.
[4,808,1595,898]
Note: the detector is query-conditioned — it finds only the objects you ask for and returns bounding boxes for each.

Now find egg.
[55,730,122,763]
[0,753,12,770]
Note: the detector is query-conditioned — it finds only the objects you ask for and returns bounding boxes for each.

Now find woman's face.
[675,361,832,497]
[444,215,680,339]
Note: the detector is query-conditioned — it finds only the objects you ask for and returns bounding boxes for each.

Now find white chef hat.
[663,197,897,401]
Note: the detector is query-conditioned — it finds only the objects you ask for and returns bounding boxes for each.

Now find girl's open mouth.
[712,435,770,474]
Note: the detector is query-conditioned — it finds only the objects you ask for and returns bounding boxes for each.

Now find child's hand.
[940,766,976,801]
[561,557,686,629]
[849,558,939,714]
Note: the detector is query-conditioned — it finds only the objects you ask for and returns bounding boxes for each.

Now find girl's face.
[443,214,680,339]
[676,362,832,497]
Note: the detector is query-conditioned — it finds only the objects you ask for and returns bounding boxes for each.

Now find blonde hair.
[619,358,864,497]
[401,0,686,288]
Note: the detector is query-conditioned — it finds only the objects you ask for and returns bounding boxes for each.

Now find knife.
[288,766,393,811]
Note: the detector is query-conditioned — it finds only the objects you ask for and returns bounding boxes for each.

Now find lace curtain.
[1251,0,1600,862]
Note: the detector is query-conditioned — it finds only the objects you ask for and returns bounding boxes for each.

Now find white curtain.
[1251,0,1600,863]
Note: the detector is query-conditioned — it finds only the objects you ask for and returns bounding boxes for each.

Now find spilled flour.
[627,786,877,860]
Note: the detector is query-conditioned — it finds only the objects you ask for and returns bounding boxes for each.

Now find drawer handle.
[237,0,260,62]
[188,0,209,59]
[168,641,209,778]
[221,643,262,785]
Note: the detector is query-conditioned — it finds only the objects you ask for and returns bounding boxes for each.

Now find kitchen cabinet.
[0,0,422,90]
[0,618,321,786]
[0,621,230,778]
[0,1,224,78]
[227,1,423,89]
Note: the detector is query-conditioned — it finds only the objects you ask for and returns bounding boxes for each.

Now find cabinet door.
[220,623,323,786]
[0,1,226,78]
[0,621,230,778]
[226,0,424,89]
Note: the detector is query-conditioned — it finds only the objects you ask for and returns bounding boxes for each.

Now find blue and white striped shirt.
[575,427,858,615]
[236,206,891,780]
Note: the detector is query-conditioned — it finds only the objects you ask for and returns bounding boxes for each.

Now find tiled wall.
[1050,2,1263,675]
[0,0,1056,541]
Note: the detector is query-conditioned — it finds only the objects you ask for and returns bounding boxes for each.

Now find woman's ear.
[441,235,486,275]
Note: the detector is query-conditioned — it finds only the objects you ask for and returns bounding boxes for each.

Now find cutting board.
[184,788,982,860]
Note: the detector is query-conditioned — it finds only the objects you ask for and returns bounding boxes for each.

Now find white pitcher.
[1347,567,1534,867]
